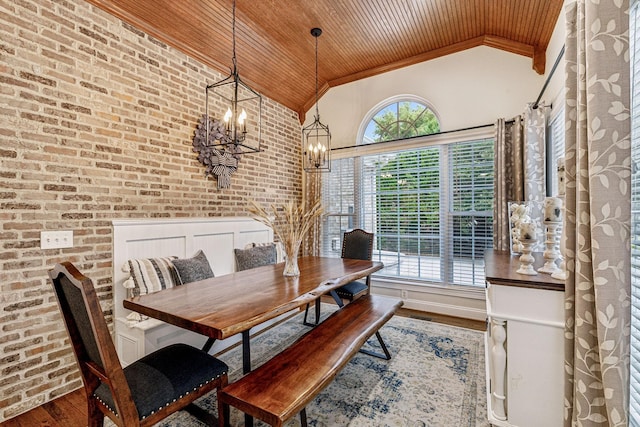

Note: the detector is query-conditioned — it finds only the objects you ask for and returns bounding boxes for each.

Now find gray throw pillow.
[172,250,215,284]
[234,244,277,271]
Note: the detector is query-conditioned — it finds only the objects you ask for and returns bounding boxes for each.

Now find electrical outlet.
[401,290,408,299]
[41,230,73,249]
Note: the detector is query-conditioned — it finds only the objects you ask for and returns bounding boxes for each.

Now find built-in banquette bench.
[218,294,403,427]
[112,217,282,366]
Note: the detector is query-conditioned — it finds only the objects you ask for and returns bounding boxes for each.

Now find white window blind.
[629,0,640,424]
[322,136,494,288]
[548,106,566,196]
[321,157,358,256]
[448,139,494,286]
[361,146,443,281]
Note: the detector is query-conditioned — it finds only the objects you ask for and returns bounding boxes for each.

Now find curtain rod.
[532,45,565,109]
[331,122,496,152]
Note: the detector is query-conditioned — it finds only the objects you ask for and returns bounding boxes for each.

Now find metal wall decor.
[302,27,331,172]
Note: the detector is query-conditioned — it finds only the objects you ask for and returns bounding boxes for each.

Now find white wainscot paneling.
[112,217,278,366]
[372,278,487,321]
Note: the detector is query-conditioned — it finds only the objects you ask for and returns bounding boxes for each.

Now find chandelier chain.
[314,32,319,119]
[232,0,237,70]
[303,27,330,172]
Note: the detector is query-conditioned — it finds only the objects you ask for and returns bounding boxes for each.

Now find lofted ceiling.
[84,0,563,122]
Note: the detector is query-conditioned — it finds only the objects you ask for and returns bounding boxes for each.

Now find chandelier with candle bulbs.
[194,0,262,189]
[302,27,331,172]
[203,0,262,156]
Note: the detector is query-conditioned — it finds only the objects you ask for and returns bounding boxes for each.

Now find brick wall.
[0,0,302,420]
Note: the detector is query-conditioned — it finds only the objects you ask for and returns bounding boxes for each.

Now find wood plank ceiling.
[84,0,563,122]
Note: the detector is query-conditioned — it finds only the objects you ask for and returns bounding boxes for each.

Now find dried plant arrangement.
[249,200,324,276]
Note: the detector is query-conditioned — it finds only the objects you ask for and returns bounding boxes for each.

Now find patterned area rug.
[106,306,489,427]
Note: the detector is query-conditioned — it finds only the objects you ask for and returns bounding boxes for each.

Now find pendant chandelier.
[204,0,262,155]
[302,27,331,172]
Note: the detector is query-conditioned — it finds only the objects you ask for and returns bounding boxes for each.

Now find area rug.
[106,305,489,427]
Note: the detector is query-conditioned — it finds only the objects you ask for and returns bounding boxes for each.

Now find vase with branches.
[249,200,324,276]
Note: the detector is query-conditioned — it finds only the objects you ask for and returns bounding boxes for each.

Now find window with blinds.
[548,105,566,196]
[361,146,443,282]
[321,157,357,256]
[630,0,640,424]
[449,139,494,286]
[322,137,494,287]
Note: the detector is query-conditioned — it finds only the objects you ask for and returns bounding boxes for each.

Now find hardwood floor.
[1,389,87,427]
[2,309,485,427]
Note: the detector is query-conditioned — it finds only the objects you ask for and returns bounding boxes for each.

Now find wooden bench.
[217,294,404,427]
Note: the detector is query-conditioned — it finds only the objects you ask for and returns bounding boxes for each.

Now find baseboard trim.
[402,298,487,321]
[371,281,487,321]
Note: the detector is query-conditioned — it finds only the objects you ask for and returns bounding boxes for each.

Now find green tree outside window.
[365,101,440,142]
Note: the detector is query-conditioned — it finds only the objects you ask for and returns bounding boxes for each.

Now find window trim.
[334,125,494,160]
[324,130,495,288]
[323,95,495,288]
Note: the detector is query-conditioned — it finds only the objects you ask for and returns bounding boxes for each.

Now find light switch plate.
[41,230,73,249]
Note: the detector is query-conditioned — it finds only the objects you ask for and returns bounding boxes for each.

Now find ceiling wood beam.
[325,37,485,95]
[299,82,331,124]
[482,35,534,58]
[482,35,545,74]
[533,46,547,75]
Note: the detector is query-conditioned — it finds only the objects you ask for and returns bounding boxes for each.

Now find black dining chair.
[335,228,375,301]
[49,261,229,427]
[303,228,374,325]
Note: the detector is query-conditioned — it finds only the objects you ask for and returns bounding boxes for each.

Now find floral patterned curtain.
[493,105,546,250]
[494,117,524,250]
[523,104,547,199]
[563,1,631,425]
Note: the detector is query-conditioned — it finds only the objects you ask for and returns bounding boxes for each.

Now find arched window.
[362,99,440,144]
[323,96,494,288]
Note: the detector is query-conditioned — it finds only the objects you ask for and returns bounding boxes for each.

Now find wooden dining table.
[123,256,384,373]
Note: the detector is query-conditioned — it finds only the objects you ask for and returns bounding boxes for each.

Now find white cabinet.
[484,250,564,427]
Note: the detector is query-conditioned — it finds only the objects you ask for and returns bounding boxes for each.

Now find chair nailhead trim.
[95,396,117,416]
[94,371,228,421]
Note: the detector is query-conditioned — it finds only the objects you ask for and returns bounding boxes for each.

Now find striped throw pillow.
[123,256,179,298]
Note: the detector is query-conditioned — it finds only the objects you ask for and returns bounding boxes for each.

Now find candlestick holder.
[509,201,532,254]
[551,258,567,280]
[516,240,538,275]
[538,221,560,274]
